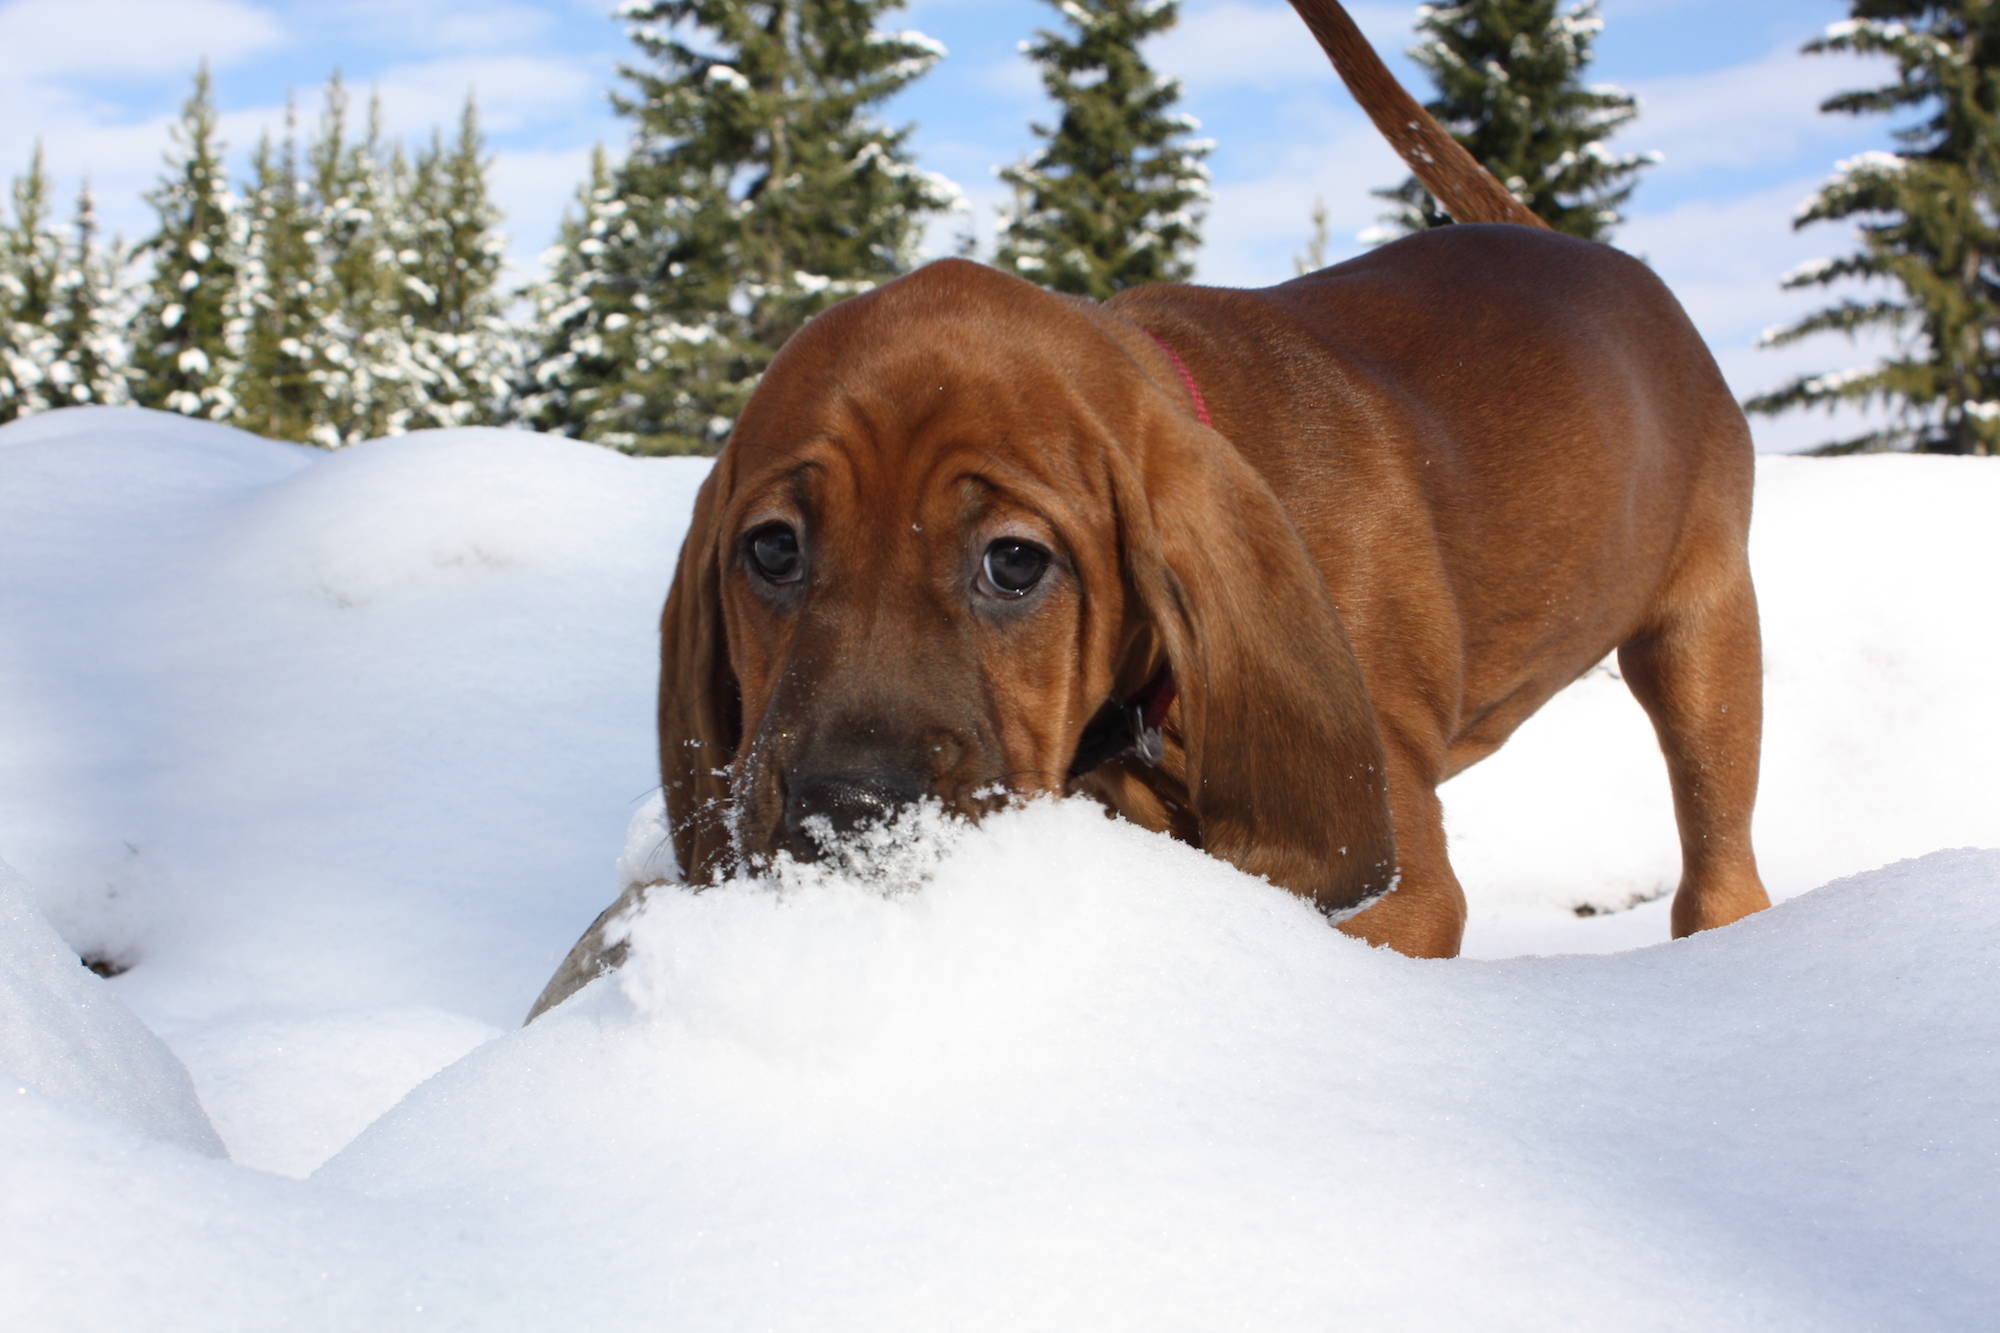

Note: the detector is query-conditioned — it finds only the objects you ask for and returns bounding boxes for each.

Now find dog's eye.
[745,522,803,584]
[979,538,1050,598]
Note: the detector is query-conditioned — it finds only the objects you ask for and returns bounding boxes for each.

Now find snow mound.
[226,427,664,609]
[0,402,309,461]
[12,821,1995,1328]
[300,803,1999,1329]
[0,855,222,1157]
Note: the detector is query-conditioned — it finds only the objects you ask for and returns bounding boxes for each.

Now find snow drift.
[1,407,1996,1329]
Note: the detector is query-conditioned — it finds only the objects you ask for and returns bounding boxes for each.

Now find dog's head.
[658,259,1395,913]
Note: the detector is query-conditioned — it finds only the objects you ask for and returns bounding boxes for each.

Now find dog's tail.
[1286,0,1548,229]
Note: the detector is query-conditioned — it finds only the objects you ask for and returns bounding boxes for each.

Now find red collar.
[1147,332,1213,428]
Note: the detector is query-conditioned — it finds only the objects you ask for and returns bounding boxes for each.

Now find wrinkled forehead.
[719,263,1149,508]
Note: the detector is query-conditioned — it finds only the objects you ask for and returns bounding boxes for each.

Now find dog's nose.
[782,771,926,843]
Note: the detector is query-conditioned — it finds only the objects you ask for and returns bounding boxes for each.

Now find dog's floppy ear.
[657,468,740,883]
[1111,414,1398,917]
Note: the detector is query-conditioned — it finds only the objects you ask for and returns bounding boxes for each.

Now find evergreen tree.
[132,65,240,420]
[398,98,516,431]
[47,184,132,408]
[1294,197,1331,276]
[516,145,638,439]
[305,79,421,446]
[995,0,1211,299]
[1371,0,1653,241]
[1747,2,2000,456]
[231,106,322,443]
[599,0,958,454]
[0,145,63,422]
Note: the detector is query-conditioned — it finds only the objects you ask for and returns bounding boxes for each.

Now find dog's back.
[1112,221,1753,778]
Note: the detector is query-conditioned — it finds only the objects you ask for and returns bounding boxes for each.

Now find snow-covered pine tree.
[397,97,516,431]
[0,145,63,422]
[516,145,639,439]
[304,78,417,447]
[132,66,240,420]
[231,106,322,443]
[1295,197,1331,276]
[1746,2,2000,456]
[601,0,958,454]
[996,0,1211,299]
[1371,0,1653,241]
[47,184,132,409]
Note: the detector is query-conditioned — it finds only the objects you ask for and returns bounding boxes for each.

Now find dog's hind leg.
[1617,562,1772,937]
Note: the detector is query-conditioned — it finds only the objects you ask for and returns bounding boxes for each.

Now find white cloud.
[977,1,1415,106]
[1613,41,1881,175]
[972,46,1041,104]
[1150,0,1415,94]
[365,54,605,136]
[0,0,286,243]
[489,142,602,287]
[1603,0,1756,16]
[1190,97,1405,287]
[316,0,559,53]
[0,0,286,78]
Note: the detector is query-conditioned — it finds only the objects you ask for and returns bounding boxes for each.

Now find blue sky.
[1,0,1899,450]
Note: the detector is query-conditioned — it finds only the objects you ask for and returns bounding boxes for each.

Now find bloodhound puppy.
[529,0,1770,1018]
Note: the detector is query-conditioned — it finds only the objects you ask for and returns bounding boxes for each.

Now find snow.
[1,407,1997,1327]
[876,28,948,62]
[0,854,222,1157]
[703,63,750,94]
[1834,149,1906,178]
[1799,364,1875,397]
[1781,255,1840,285]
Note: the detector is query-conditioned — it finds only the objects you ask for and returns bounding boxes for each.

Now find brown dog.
[530,0,1768,1018]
